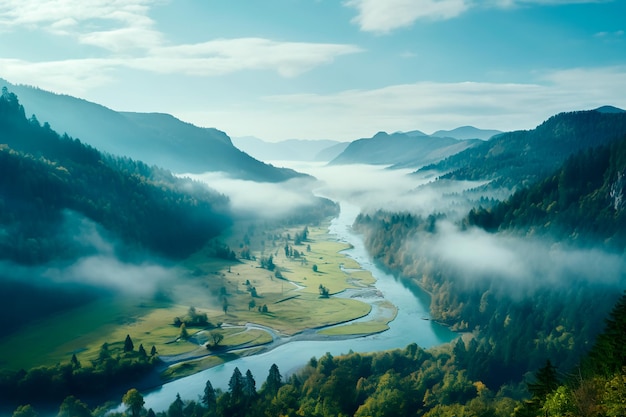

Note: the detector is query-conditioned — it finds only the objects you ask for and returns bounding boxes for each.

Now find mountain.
[467,133,626,247]
[0,79,304,182]
[329,131,480,168]
[314,141,350,161]
[419,109,626,188]
[232,136,346,162]
[595,105,625,114]
[0,87,231,263]
[430,126,502,140]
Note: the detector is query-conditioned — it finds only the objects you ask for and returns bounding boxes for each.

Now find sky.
[1,0,625,142]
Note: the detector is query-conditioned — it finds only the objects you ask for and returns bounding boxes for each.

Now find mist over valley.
[2,2,626,415]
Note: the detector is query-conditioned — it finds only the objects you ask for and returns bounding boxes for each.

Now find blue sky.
[1,0,625,141]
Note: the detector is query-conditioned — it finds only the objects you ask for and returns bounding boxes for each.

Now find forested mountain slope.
[0,79,304,182]
[419,109,626,189]
[329,131,480,168]
[0,87,231,263]
[354,132,626,389]
[468,134,626,248]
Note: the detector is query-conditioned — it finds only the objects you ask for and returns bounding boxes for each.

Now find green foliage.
[0,336,157,410]
[122,388,145,417]
[468,136,626,248]
[0,89,231,263]
[422,109,626,189]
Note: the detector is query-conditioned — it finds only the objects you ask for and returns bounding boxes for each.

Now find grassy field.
[0,223,383,373]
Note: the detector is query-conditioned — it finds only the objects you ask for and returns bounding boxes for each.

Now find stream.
[137,201,456,412]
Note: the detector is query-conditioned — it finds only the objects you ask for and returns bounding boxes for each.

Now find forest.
[8,293,626,416]
[0,87,232,263]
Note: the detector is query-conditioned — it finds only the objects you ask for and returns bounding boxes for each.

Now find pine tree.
[263,363,282,396]
[203,379,217,410]
[586,291,626,375]
[124,334,134,352]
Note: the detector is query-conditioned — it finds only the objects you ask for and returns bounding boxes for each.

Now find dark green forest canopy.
[467,134,626,249]
[419,109,626,189]
[353,132,626,388]
[0,87,232,263]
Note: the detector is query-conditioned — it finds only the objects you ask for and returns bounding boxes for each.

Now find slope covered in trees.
[353,129,626,389]
[329,130,480,168]
[0,87,232,263]
[0,79,305,182]
[467,134,626,248]
[419,109,626,189]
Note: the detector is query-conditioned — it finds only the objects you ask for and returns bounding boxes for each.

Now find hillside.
[329,131,480,168]
[431,126,502,140]
[419,109,626,189]
[467,134,626,247]
[0,87,231,263]
[232,136,347,162]
[0,79,304,182]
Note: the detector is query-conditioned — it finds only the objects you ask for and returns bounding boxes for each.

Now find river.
[138,201,456,412]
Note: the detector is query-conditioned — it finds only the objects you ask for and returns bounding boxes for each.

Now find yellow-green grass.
[0,221,385,372]
[317,300,398,336]
[161,354,233,381]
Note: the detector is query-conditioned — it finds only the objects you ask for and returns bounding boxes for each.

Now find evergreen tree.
[203,379,217,411]
[228,367,244,407]
[138,344,147,358]
[243,369,257,401]
[167,393,184,417]
[586,291,626,375]
[124,334,134,352]
[263,363,282,396]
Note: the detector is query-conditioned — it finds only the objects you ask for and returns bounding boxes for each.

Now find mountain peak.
[594,105,625,114]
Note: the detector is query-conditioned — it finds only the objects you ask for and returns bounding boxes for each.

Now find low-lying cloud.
[421,220,626,297]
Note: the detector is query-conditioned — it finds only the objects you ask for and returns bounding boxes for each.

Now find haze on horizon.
[1,0,625,142]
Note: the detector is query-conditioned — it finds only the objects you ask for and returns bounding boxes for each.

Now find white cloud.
[131,39,362,77]
[344,0,612,33]
[0,0,156,35]
[345,0,470,33]
[230,66,625,139]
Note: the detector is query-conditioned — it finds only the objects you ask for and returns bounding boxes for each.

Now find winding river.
[138,201,456,412]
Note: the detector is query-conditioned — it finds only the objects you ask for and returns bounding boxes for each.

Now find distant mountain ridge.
[232,136,348,162]
[329,131,481,168]
[0,79,304,182]
[419,109,626,188]
[430,126,502,140]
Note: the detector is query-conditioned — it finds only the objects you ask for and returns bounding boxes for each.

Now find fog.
[182,172,321,219]
[0,211,205,303]
[421,221,626,298]
[263,161,486,216]
[260,162,625,297]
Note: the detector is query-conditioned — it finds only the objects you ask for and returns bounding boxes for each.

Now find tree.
[248,299,256,311]
[312,264,318,273]
[167,393,184,417]
[58,395,91,417]
[209,331,224,348]
[202,379,217,410]
[222,300,229,315]
[228,367,244,406]
[150,345,158,356]
[122,388,145,417]
[179,323,189,339]
[319,284,329,298]
[263,363,282,396]
[138,344,147,358]
[70,353,81,369]
[12,405,38,417]
[244,369,257,401]
[124,334,134,353]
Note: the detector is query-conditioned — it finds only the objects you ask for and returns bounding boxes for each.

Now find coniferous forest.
[2,84,626,417]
